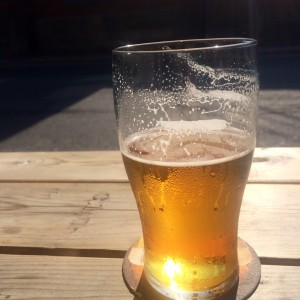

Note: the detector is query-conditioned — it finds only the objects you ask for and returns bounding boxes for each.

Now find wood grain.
[0,148,299,183]
[0,182,136,211]
[250,147,300,183]
[0,254,130,300]
[0,151,127,183]
[239,184,300,260]
[0,182,299,259]
[0,254,298,300]
[250,265,300,300]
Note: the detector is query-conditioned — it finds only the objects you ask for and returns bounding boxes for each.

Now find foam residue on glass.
[113,50,257,163]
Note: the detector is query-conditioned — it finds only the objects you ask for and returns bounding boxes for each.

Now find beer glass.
[113,38,258,299]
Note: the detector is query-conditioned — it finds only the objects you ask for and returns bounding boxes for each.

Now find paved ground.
[0,52,299,151]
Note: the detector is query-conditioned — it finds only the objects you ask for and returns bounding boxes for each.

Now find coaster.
[122,237,261,300]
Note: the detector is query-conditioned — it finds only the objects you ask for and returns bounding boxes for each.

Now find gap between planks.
[0,246,299,267]
[0,246,125,259]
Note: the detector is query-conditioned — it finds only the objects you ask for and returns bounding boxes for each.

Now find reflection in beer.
[163,258,182,294]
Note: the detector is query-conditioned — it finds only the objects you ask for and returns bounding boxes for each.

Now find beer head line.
[121,125,254,168]
[122,147,253,168]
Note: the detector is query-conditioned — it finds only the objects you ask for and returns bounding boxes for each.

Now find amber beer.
[122,128,254,296]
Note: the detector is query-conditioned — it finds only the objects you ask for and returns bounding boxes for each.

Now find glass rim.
[112,38,257,54]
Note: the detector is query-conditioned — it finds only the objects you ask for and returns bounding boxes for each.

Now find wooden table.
[0,148,299,299]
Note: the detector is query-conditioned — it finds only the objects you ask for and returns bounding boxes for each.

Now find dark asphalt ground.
[0,52,299,151]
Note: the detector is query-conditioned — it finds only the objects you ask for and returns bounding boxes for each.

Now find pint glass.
[113,38,258,299]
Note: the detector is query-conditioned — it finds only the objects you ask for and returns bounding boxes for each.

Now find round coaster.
[122,237,261,300]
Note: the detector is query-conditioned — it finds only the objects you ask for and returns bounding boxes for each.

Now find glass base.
[122,237,261,300]
[145,268,238,299]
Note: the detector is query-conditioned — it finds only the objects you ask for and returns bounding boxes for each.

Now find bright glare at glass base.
[145,258,238,300]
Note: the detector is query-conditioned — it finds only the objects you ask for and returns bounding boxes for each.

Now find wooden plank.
[0,182,299,259]
[250,265,300,300]
[239,184,300,260]
[0,255,299,300]
[0,209,142,252]
[0,148,299,183]
[0,151,128,183]
[0,255,131,300]
[0,182,136,211]
[250,147,300,183]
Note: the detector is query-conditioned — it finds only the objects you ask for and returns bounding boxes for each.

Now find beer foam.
[158,119,227,132]
[122,127,254,167]
[122,143,253,168]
